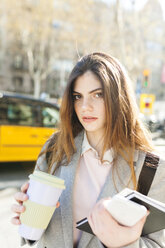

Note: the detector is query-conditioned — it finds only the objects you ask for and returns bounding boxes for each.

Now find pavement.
[0,188,37,248]
[153,138,165,157]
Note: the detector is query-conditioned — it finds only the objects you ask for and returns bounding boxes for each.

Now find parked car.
[0,92,59,162]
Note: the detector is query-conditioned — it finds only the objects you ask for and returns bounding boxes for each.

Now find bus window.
[42,107,59,127]
[7,103,37,126]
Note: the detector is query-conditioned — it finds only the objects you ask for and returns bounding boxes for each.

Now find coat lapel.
[60,132,84,248]
[78,150,140,248]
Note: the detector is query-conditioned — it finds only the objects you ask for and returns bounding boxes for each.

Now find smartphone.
[103,195,147,227]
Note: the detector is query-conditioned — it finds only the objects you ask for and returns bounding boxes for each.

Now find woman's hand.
[11,181,60,225]
[11,182,29,225]
[88,198,149,248]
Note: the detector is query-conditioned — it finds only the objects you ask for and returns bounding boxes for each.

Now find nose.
[81,97,93,111]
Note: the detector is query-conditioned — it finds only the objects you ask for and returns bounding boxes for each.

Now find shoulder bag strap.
[137,152,159,196]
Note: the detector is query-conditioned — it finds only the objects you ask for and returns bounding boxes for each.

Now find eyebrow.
[73,87,102,94]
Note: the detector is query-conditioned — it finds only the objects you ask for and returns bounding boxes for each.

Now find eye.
[94,92,103,98]
[73,94,81,101]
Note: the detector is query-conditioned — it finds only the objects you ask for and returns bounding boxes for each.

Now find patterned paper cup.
[19,171,65,241]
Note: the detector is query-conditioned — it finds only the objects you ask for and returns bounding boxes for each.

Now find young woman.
[11,52,165,248]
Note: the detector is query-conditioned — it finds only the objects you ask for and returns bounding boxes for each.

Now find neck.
[86,131,104,156]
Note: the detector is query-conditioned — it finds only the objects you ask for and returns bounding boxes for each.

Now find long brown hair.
[41,52,153,188]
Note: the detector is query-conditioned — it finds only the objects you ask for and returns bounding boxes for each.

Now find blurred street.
[154,139,165,156]
[0,163,35,248]
[0,0,165,247]
[0,187,38,248]
[0,162,35,190]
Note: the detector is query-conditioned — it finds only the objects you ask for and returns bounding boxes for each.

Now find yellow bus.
[0,93,59,162]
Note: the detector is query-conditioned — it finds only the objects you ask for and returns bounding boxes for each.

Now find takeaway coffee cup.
[18,170,65,241]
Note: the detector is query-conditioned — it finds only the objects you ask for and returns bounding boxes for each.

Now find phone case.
[103,195,147,226]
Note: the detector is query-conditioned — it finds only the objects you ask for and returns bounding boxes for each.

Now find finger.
[11,216,21,225]
[88,202,104,234]
[21,182,29,193]
[139,211,150,225]
[136,210,150,227]
[14,192,28,204]
[129,210,150,236]
[56,201,60,208]
[11,204,26,214]
[88,213,95,233]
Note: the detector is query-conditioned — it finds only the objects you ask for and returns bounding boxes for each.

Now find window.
[42,107,59,127]
[7,103,37,126]
[0,96,59,127]
[13,77,23,92]
[13,55,23,69]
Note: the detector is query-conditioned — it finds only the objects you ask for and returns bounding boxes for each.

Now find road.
[0,142,164,248]
[0,162,36,248]
[153,138,165,155]
[0,162,35,190]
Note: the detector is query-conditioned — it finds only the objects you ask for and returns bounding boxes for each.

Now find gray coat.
[22,131,165,248]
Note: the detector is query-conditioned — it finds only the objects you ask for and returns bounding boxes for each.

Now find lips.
[82,116,98,123]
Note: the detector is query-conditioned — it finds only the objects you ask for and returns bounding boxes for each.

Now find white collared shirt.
[81,132,114,164]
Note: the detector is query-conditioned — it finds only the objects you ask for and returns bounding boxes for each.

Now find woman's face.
[73,70,106,138]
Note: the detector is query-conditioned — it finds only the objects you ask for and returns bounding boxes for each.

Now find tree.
[2,0,103,97]
[4,0,61,98]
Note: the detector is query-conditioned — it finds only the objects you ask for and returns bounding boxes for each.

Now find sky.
[159,0,165,19]
[102,0,165,19]
[120,0,148,10]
